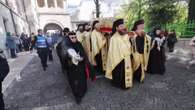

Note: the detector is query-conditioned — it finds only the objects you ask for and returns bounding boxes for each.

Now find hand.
[128,31,137,38]
[75,54,83,61]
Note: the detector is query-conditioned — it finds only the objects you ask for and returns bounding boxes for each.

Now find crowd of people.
[5,31,57,59]
[1,17,194,108]
[5,32,31,58]
[55,19,179,104]
[0,30,56,110]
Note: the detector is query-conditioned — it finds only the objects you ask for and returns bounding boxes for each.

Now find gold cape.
[91,30,107,71]
[83,31,92,62]
[106,32,133,88]
[131,33,151,82]
[77,32,85,45]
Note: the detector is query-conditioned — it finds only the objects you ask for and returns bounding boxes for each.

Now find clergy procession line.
[51,18,171,104]
[0,18,177,107]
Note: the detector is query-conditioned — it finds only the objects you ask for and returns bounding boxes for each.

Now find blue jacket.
[36,35,48,48]
[6,36,16,49]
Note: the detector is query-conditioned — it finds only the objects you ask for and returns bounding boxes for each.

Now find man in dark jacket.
[0,49,10,110]
[56,27,70,73]
[35,29,49,71]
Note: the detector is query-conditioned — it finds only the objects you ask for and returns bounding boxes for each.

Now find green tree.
[147,0,178,28]
[174,1,188,23]
[117,0,149,30]
[188,0,195,22]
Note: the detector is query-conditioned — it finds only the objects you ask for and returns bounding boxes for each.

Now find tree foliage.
[147,0,178,28]
[119,0,189,32]
[117,0,149,30]
[188,0,195,22]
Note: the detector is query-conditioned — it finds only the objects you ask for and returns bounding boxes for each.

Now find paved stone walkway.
[3,49,195,110]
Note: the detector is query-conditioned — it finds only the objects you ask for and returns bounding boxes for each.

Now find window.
[48,0,54,8]
[3,18,8,33]
[57,0,63,8]
[37,0,44,7]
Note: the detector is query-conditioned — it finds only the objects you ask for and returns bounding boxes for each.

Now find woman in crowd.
[147,27,166,75]
[167,30,177,52]
[6,32,17,58]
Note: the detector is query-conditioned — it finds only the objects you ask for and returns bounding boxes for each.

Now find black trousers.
[10,49,16,58]
[37,48,48,68]
[0,82,4,110]
[48,49,53,61]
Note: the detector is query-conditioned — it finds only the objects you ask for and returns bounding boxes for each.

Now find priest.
[106,19,134,89]
[91,20,107,74]
[130,19,151,83]
[83,23,92,63]
[76,24,85,45]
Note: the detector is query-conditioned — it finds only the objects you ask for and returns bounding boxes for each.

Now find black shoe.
[75,97,82,104]
[43,67,46,71]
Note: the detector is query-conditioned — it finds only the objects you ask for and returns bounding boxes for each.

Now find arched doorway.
[43,23,62,34]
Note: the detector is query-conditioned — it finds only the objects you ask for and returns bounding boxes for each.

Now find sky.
[67,0,82,6]
[67,0,129,20]
[67,0,129,6]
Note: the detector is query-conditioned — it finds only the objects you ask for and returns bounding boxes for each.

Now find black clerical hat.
[131,19,145,31]
[112,19,124,35]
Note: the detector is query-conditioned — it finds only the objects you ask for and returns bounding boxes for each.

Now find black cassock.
[147,37,166,75]
[95,52,104,74]
[64,40,88,103]
[69,43,87,102]
[112,59,128,89]
[133,36,145,81]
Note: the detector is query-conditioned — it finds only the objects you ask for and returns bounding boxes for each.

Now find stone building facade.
[0,0,39,52]
[36,0,71,33]
[0,0,71,55]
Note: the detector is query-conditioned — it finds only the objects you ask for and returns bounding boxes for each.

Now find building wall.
[24,0,39,33]
[39,14,71,30]
[1,0,71,55]
[0,1,15,52]
[37,0,71,31]
[0,0,39,56]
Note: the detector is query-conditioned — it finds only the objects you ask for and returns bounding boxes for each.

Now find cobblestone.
[4,50,195,110]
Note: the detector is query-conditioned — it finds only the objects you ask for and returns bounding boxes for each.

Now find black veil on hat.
[92,20,99,31]
[131,19,144,31]
[112,19,124,35]
[153,26,161,36]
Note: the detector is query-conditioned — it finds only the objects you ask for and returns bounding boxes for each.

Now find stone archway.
[43,23,62,34]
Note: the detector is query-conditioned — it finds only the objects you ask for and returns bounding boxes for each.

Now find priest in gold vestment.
[106,19,134,89]
[91,20,107,74]
[83,23,92,63]
[76,24,85,46]
[130,20,151,83]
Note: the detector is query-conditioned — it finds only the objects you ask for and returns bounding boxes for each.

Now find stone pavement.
[3,52,35,94]
[3,47,195,110]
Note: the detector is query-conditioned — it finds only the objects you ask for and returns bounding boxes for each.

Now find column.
[44,0,48,8]
[54,0,57,8]
[63,0,66,9]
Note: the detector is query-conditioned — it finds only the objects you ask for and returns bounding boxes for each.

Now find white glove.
[67,48,77,58]
[67,48,83,65]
